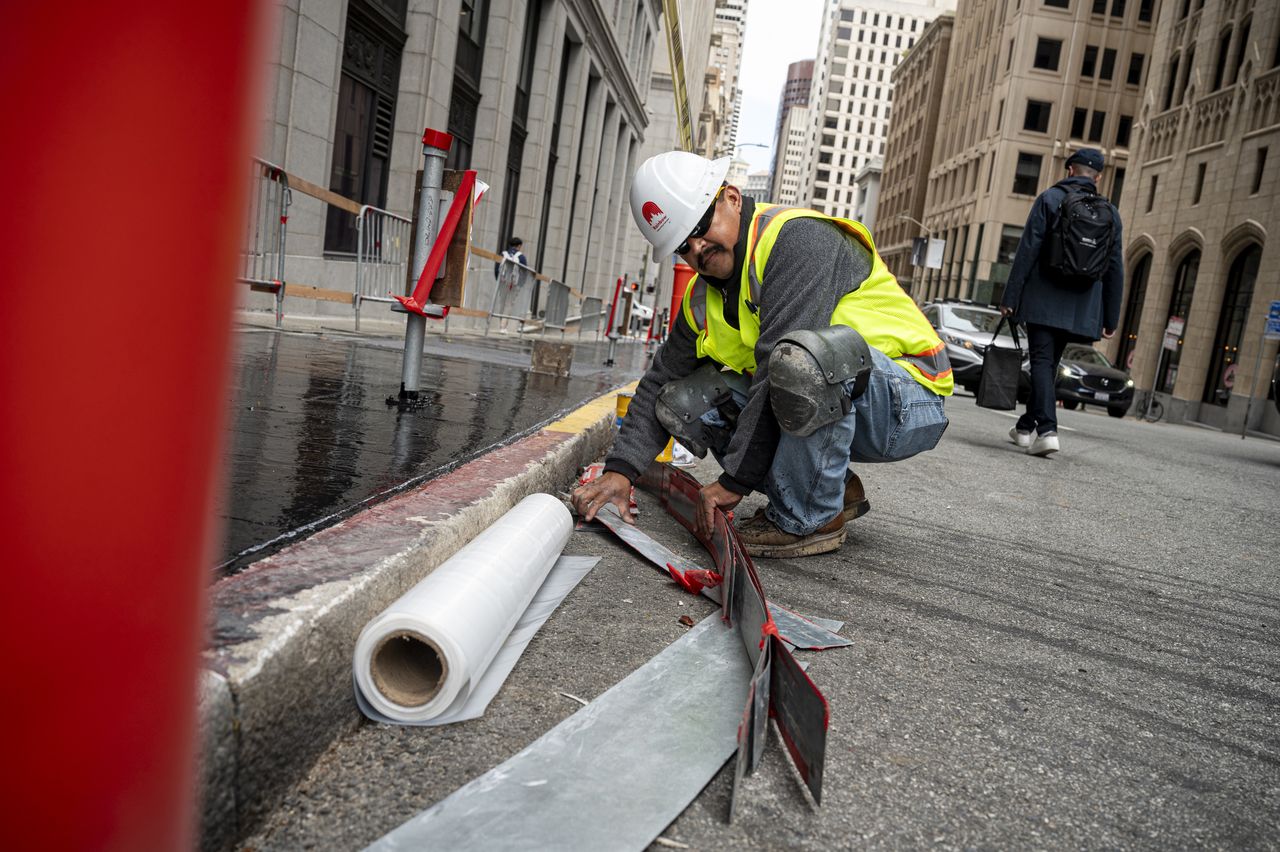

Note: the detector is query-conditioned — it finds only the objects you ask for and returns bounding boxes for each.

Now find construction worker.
[571,151,953,558]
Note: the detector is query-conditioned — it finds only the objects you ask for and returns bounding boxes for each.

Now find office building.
[1111,0,1279,435]
[769,59,814,201]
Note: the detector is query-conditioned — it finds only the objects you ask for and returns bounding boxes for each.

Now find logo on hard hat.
[641,201,669,232]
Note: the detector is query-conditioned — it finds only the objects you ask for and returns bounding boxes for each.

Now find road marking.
[546,381,638,433]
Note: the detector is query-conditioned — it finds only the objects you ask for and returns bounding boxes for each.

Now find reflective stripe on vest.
[682,204,953,396]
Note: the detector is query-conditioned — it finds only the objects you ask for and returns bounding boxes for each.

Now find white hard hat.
[630,151,731,261]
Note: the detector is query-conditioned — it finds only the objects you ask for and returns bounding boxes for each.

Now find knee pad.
[654,363,743,458]
[768,325,873,436]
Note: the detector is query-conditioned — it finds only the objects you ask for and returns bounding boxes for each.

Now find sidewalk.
[202,310,649,850]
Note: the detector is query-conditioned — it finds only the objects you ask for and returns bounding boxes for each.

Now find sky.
[734,0,826,174]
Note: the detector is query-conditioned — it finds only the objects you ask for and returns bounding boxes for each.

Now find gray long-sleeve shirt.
[605,198,872,494]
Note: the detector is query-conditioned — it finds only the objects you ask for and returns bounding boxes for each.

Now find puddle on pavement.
[219,328,647,577]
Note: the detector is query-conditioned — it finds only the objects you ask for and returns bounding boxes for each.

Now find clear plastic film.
[353,493,575,724]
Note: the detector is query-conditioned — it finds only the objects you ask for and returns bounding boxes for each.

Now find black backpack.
[1044,183,1115,288]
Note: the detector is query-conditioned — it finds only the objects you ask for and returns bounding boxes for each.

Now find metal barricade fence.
[486,257,537,334]
[571,296,606,339]
[543,279,571,333]
[238,158,291,327]
[354,205,413,331]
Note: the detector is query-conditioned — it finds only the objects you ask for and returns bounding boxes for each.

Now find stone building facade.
[1112,0,1280,435]
[877,12,953,294]
[916,0,1155,306]
[245,0,718,326]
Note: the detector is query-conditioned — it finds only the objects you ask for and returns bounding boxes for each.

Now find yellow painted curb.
[546,381,639,434]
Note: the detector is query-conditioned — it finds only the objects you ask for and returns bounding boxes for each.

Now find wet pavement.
[218,324,648,575]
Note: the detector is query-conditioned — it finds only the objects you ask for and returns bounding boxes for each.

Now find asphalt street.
[246,394,1280,850]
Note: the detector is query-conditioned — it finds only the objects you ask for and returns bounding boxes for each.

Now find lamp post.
[896,212,931,235]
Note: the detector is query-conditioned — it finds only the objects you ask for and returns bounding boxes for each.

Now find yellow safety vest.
[681,204,953,396]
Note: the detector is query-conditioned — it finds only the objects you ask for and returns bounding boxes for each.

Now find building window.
[1192,162,1207,204]
[324,0,409,255]
[1212,29,1233,90]
[1253,147,1268,194]
[1111,0,1127,17]
[1092,0,1106,12]
[1116,114,1133,146]
[1044,0,1070,8]
[1071,107,1087,138]
[1007,39,1015,71]
[1100,48,1117,79]
[446,0,490,172]
[996,99,1005,130]
[1033,38,1063,71]
[1088,110,1106,142]
[1128,53,1146,86]
[1116,252,1150,371]
[1163,54,1180,110]
[1024,100,1052,132]
[1230,17,1252,87]
[1012,152,1042,194]
[1146,174,1158,211]
[838,26,851,40]
[1159,250,1200,394]
[1082,45,1098,76]
[1203,245,1261,405]
[1110,166,1125,205]
[1138,0,1154,21]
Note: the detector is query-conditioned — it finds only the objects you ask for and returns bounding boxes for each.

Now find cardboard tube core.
[372,631,447,707]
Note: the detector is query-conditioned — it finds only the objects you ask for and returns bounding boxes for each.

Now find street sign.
[1265,300,1280,340]
[925,238,945,269]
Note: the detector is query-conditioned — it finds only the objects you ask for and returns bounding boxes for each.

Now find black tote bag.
[976,317,1023,410]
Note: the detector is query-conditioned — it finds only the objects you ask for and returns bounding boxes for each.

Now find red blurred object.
[0,3,268,850]
[670,262,696,331]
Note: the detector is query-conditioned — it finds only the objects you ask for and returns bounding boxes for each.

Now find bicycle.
[1140,394,1165,422]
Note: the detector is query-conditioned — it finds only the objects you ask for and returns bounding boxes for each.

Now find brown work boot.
[843,472,871,522]
[735,508,846,558]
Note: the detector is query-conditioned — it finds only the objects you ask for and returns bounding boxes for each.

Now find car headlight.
[1126,378,1135,388]
[943,334,974,350]
[1060,363,1084,378]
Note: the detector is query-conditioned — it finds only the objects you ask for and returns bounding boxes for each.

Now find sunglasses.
[676,185,726,256]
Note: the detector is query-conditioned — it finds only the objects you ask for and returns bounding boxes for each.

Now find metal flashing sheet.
[364,614,751,852]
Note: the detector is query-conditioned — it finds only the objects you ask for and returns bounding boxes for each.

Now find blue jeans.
[706,348,948,535]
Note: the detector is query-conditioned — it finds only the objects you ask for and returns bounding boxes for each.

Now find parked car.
[1055,343,1135,417]
[921,300,1028,397]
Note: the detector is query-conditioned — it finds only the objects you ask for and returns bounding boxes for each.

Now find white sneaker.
[1009,427,1033,448]
[670,442,699,468]
[1028,431,1060,457]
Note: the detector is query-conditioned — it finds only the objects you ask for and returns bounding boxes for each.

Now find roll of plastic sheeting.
[354,493,573,724]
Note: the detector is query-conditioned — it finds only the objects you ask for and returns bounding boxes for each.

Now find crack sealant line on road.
[199,380,639,852]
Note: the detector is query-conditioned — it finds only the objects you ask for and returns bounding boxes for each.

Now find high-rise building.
[773,104,813,205]
[769,59,815,202]
[710,0,750,155]
[801,0,957,219]
[916,0,1154,306]
[877,12,954,295]
[853,158,884,229]
[1109,0,1279,435]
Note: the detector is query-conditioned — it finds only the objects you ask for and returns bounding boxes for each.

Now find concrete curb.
[198,385,628,851]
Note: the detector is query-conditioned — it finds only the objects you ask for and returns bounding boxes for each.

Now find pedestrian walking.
[571,151,952,558]
[494,237,528,333]
[1000,148,1124,457]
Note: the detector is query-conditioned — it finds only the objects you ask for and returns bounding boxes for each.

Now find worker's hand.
[1102,327,1115,339]
[696,481,743,538]
[571,471,635,524]
[999,306,1013,317]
